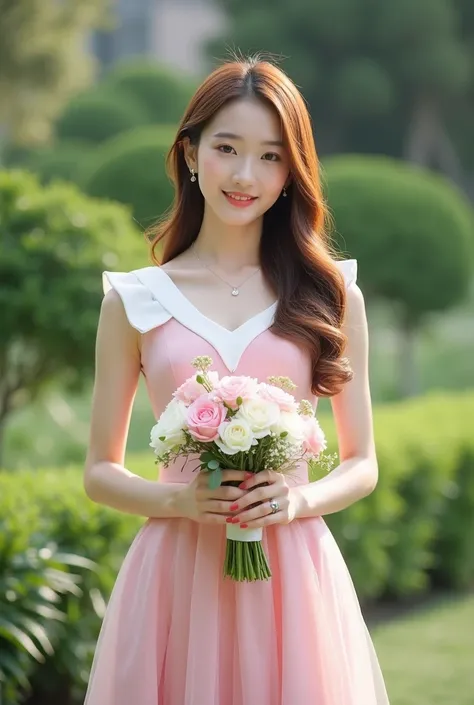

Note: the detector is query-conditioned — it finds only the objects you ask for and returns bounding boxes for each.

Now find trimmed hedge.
[1,391,473,701]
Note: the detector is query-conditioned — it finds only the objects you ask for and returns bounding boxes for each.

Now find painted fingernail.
[239,482,247,489]
[232,517,240,523]
[229,503,239,511]
[245,472,253,478]
[226,517,233,523]
[240,523,248,529]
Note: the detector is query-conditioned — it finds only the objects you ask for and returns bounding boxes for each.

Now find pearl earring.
[282,186,287,197]
[190,169,197,183]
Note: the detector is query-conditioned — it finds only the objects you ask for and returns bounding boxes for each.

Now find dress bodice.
[103,260,357,485]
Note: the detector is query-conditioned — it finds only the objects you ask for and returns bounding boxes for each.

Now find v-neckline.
[152,266,278,335]
[134,266,278,373]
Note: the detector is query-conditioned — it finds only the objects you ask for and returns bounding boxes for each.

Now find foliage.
[324,155,474,321]
[79,125,177,229]
[23,140,94,185]
[0,0,111,147]
[55,89,150,144]
[102,59,196,125]
[0,169,146,452]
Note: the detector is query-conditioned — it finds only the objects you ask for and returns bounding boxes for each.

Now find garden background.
[0,1,473,704]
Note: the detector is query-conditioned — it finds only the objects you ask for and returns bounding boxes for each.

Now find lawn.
[371,595,474,705]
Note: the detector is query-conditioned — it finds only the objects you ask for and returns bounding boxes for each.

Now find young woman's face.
[191,98,290,226]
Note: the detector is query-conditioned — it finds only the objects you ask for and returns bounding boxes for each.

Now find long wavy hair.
[148,57,352,396]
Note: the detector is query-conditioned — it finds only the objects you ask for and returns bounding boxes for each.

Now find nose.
[232,156,256,188]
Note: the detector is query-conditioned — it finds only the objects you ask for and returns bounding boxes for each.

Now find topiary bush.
[103,59,195,125]
[55,89,149,144]
[79,125,176,228]
[25,140,94,185]
[323,155,474,396]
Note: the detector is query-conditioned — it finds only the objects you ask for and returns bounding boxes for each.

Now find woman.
[83,57,390,704]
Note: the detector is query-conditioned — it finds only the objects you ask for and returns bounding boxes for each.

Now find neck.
[192,207,262,270]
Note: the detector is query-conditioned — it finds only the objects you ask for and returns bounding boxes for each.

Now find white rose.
[215,418,257,455]
[272,410,305,446]
[236,399,280,439]
[150,399,188,455]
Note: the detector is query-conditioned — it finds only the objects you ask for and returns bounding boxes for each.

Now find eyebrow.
[212,131,284,147]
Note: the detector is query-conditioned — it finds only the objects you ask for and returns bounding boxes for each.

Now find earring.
[190,168,197,183]
[282,186,288,197]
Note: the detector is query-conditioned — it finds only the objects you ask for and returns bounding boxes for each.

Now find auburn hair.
[148,57,353,396]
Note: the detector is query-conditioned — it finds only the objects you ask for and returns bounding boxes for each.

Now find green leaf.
[196,374,204,384]
[200,451,216,463]
[236,396,243,406]
[208,467,222,490]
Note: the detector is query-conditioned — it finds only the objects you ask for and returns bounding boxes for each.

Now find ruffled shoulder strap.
[335,259,357,288]
[103,267,172,333]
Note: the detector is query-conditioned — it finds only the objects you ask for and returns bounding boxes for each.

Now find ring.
[269,499,280,514]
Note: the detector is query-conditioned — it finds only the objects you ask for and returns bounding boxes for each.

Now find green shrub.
[80,125,176,228]
[103,60,195,124]
[55,89,149,144]
[26,140,94,185]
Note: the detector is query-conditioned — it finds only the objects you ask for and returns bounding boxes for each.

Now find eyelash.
[217,144,281,162]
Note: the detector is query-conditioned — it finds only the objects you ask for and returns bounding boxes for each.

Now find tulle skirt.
[84,515,390,705]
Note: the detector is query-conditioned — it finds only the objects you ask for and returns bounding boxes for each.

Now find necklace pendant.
[231,287,239,296]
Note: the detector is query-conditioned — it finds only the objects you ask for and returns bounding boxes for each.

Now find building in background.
[92,0,226,75]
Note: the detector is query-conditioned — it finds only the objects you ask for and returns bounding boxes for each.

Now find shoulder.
[101,267,172,334]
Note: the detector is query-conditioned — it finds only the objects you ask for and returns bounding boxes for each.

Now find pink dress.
[84,260,390,705]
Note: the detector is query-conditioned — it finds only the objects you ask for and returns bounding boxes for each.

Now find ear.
[182,136,199,173]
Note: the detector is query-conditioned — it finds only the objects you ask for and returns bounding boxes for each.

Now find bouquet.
[149,356,336,582]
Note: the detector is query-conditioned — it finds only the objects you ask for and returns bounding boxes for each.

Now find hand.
[229,470,300,529]
[176,470,249,524]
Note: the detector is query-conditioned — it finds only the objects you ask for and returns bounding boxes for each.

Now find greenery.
[79,125,177,229]
[0,169,146,459]
[325,155,474,395]
[54,89,150,145]
[102,59,196,125]
[373,595,474,705]
[0,0,110,149]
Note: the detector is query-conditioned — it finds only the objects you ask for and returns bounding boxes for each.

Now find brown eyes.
[217,145,281,161]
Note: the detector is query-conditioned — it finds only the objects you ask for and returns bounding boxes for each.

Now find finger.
[233,483,289,512]
[199,512,228,525]
[200,499,240,515]
[234,497,289,525]
[238,469,280,491]
[219,469,254,483]
[240,510,288,530]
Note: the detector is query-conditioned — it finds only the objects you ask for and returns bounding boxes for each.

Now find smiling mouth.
[223,191,258,205]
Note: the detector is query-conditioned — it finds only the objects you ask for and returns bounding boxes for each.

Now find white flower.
[215,418,258,455]
[272,410,305,446]
[150,399,188,456]
[236,398,280,439]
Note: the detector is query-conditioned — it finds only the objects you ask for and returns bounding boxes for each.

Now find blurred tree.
[210,0,472,184]
[55,88,150,144]
[0,0,112,151]
[324,155,474,395]
[0,170,146,461]
[102,60,196,125]
[79,126,176,229]
[24,140,95,186]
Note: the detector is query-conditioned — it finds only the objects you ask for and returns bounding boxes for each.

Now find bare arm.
[293,281,378,518]
[84,290,185,518]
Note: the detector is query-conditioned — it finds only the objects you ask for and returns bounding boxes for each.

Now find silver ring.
[269,499,280,514]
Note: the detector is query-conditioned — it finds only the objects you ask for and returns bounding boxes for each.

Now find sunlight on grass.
[372,595,474,705]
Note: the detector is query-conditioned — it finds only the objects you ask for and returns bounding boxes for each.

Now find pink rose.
[302,416,327,455]
[257,383,298,412]
[187,395,227,442]
[213,376,258,410]
[173,371,219,405]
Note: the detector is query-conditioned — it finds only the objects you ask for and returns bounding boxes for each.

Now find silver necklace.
[192,244,260,296]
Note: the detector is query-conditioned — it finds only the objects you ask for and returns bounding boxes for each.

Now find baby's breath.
[267,375,297,392]
[191,355,213,372]
[298,399,314,417]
